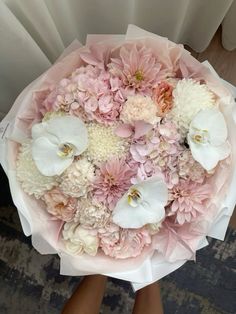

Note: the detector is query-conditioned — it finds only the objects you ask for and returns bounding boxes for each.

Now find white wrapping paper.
[0,25,235,291]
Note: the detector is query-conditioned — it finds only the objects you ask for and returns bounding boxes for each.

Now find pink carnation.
[153,81,173,116]
[44,188,77,222]
[92,158,134,209]
[109,44,162,95]
[99,225,151,259]
[168,180,212,225]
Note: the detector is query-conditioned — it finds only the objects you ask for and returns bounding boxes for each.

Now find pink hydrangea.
[44,188,77,222]
[130,120,183,187]
[41,65,125,124]
[92,158,134,209]
[99,224,152,259]
[109,44,162,96]
[168,180,212,225]
[178,150,206,183]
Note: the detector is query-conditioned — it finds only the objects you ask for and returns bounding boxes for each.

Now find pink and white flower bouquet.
[1,25,236,290]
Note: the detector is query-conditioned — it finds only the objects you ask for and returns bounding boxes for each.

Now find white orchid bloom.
[187,107,230,171]
[112,177,168,229]
[32,116,88,176]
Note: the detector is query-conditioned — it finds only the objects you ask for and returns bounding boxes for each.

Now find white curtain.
[0,0,235,118]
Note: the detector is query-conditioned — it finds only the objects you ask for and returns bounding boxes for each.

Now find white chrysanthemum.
[168,79,216,137]
[74,198,110,228]
[86,123,128,163]
[42,110,66,121]
[60,158,95,197]
[16,142,58,199]
[120,95,159,125]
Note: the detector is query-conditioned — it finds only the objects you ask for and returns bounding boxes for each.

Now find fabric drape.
[0,0,235,118]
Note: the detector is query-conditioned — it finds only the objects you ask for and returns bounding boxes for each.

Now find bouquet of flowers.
[1,25,236,290]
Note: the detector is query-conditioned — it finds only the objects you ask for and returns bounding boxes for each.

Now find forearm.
[132,281,164,314]
[62,275,107,314]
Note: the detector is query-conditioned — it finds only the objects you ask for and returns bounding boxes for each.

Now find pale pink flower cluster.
[42,65,125,124]
[60,158,95,197]
[17,41,221,260]
[168,180,212,224]
[93,158,135,209]
[120,95,159,125]
[109,44,162,95]
[99,224,151,259]
[178,150,206,183]
[74,199,111,229]
[130,119,183,187]
[44,188,78,222]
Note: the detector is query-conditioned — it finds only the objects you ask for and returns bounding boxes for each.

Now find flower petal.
[32,123,59,145]
[32,121,49,139]
[32,137,73,176]
[43,116,88,155]
[134,121,153,139]
[188,136,230,171]
[112,177,167,228]
[115,123,133,138]
[190,108,228,145]
[113,199,163,228]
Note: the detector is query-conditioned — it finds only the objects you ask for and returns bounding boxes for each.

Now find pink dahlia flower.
[99,225,151,259]
[93,158,134,209]
[109,44,162,95]
[153,81,174,116]
[169,180,212,225]
[44,188,77,222]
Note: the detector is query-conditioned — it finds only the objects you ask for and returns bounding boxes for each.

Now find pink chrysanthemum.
[109,44,162,95]
[169,180,212,225]
[92,158,134,209]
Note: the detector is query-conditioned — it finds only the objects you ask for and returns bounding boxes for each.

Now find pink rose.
[44,188,77,222]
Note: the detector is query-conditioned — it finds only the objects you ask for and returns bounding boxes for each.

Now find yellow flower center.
[127,188,142,207]
[58,143,75,158]
[194,135,202,143]
[191,128,209,144]
[134,70,144,82]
